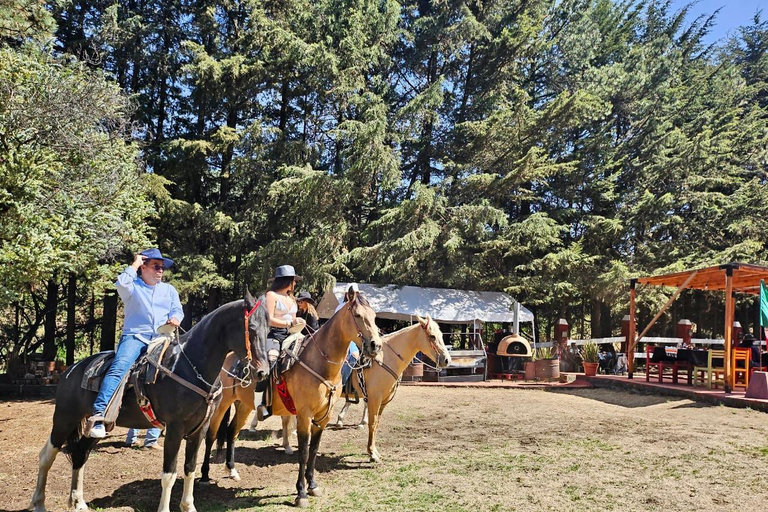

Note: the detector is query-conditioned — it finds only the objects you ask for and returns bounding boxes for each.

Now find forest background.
[1,0,767,367]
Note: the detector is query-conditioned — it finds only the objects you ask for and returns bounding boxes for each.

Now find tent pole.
[724,268,734,393]
[628,280,637,379]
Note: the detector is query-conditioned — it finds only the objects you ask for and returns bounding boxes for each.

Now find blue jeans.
[93,335,148,416]
[125,427,161,446]
[341,342,360,385]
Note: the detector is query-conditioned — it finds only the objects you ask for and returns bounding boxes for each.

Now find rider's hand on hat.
[131,253,147,270]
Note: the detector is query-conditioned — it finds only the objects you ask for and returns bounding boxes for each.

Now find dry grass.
[1,386,767,512]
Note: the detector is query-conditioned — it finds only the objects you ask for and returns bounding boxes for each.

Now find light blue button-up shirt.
[116,267,184,341]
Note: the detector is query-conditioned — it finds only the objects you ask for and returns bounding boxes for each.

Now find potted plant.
[581,341,600,376]
[534,346,560,380]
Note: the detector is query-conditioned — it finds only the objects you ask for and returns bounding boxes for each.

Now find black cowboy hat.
[140,248,173,269]
[296,291,316,306]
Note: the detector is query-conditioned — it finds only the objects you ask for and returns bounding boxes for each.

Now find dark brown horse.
[29,291,269,512]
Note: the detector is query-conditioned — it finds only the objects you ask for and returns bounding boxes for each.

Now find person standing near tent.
[336,283,361,384]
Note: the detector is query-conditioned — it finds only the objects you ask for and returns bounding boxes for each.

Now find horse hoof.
[199,479,214,486]
[284,446,294,455]
[295,497,310,508]
[356,424,365,430]
[335,420,343,427]
[308,487,322,497]
[229,469,241,482]
[370,453,381,463]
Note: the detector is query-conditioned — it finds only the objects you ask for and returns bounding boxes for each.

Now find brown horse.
[204,289,382,507]
[333,315,451,462]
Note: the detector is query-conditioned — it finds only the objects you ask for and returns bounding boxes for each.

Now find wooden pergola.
[627,263,768,392]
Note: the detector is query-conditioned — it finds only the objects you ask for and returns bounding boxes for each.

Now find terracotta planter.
[535,359,560,380]
[583,362,599,377]
[524,361,536,380]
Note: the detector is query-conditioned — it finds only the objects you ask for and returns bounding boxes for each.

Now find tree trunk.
[66,273,77,365]
[590,298,601,339]
[42,277,58,360]
[89,293,96,356]
[101,290,118,351]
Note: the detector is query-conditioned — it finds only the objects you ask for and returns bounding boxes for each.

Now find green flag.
[761,280,768,328]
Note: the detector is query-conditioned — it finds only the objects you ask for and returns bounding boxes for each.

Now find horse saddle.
[81,333,178,428]
[276,332,306,375]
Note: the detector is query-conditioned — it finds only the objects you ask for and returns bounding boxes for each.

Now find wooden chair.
[731,347,750,390]
[693,349,725,389]
[645,345,684,383]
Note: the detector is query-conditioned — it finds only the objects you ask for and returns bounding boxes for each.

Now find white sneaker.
[89,422,106,439]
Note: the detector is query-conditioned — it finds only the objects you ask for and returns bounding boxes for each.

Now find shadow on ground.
[547,387,700,409]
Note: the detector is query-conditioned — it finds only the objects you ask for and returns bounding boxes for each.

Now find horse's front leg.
[225,401,253,481]
[158,425,183,512]
[305,422,325,498]
[180,429,204,512]
[294,413,312,508]
[201,403,227,483]
[366,398,384,463]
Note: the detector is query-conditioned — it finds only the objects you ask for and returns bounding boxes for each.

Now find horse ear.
[244,287,256,309]
[417,315,427,326]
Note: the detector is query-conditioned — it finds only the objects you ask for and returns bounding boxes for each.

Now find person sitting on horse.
[256,265,305,420]
[296,291,319,334]
[264,265,306,364]
[89,248,183,438]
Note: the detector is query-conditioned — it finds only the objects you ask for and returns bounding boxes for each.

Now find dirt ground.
[1,386,768,512]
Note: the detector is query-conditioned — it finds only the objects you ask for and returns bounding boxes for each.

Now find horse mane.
[179,296,268,342]
[356,292,370,308]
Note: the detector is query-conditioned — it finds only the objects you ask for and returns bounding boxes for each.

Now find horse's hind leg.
[281,416,294,454]
[358,401,368,428]
[30,437,60,512]
[335,401,350,427]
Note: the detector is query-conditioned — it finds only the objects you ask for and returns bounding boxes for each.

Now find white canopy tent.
[316,282,533,325]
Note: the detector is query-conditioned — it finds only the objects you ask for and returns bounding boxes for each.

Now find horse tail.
[216,405,231,452]
[61,418,96,468]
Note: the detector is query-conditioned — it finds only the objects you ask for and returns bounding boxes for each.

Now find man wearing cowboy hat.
[89,248,184,438]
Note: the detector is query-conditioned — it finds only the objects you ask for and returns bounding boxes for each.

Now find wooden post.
[628,280,637,378]
[724,267,734,393]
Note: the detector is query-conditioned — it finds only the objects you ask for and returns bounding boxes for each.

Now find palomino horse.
[334,315,451,462]
[248,317,451,461]
[29,291,269,512]
[209,289,382,507]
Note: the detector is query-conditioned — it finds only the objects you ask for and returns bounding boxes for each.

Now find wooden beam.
[628,281,637,378]
[635,271,698,345]
[724,270,734,393]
